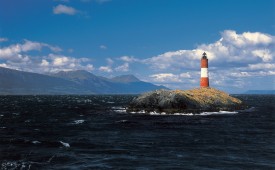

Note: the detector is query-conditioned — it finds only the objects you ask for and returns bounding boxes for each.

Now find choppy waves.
[113,108,242,116]
[0,95,274,169]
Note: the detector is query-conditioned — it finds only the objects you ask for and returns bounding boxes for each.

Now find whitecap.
[129,110,238,116]
[130,110,146,114]
[32,141,41,144]
[73,120,85,124]
[112,107,127,113]
[59,141,70,148]
[174,113,194,116]
[200,111,238,116]
[149,111,165,115]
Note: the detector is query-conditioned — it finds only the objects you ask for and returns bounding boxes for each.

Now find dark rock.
[127,88,247,113]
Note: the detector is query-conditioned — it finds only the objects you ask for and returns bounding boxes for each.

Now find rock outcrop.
[128,88,246,113]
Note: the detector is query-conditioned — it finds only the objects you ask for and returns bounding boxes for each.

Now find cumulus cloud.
[149,72,196,83]
[248,63,275,70]
[221,30,273,47]
[140,30,275,90]
[119,56,139,63]
[99,66,112,72]
[0,40,94,73]
[115,63,129,72]
[53,4,78,15]
[0,40,61,62]
[145,30,275,72]
[251,49,272,62]
[150,73,182,83]
[98,58,114,72]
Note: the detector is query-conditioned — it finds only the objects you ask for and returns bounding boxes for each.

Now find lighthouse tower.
[200,52,209,88]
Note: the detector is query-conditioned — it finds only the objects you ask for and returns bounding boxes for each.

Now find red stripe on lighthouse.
[200,52,209,88]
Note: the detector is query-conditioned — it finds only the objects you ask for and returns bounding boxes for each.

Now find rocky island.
[127,87,247,114]
[128,52,247,114]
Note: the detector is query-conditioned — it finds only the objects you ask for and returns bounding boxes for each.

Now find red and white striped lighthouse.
[200,52,209,88]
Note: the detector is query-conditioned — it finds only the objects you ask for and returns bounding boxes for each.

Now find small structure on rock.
[200,52,209,88]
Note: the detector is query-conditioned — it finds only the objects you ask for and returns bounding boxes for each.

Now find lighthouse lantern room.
[200,52,209,88]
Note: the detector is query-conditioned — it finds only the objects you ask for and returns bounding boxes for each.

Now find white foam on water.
[149,111,167,115]
[200,111,238,116]
[32,141,41,144]
[174,113,194,116]
[130,110,146,114]
[112,107,127,113]
[73,120,85,124]
[60,141,70,148]
[128,110,238,116]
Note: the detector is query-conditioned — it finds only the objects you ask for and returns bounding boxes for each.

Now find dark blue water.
[0,95,274,169]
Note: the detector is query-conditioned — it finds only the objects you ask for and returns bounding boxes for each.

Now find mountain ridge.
[0,67,168,94]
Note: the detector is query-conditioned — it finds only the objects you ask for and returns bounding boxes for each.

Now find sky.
[0,0,274,93]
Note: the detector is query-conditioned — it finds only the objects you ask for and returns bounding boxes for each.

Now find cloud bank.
[0,30,274,91]
[144,30,275,90]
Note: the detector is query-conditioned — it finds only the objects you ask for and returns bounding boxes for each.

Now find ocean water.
[0,95,274,169]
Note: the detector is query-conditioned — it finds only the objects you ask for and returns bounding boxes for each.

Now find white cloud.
[0,40,61,62]
[0,38,8,42]
[86,64,94,71]
[40,59,49,67]
[221,30,273,47]
[119,56,139,62]
[99,66,112,72]
[143,49,204,70]
[248,63,275,70]
[144,30,275,74]
[98,58,114,72]
[149,73,182,83]
[0,39,94,73]
[53,4,77,15]
[141,30,274,91]
[179,72,191,78]
[148,71,199,84]
[115,63,129,72]
[251,49,272,62]
[52,56,70,66]
[228,71,251,78]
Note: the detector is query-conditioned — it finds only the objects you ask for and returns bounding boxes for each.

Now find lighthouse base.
[200,77,209,87]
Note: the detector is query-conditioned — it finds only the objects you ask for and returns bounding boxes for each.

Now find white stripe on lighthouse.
[201,68,208,77]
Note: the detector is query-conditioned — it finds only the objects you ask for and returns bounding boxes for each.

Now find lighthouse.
[200,52,209,88]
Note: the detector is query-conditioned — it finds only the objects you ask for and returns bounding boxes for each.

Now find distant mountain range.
[0,67,168,94]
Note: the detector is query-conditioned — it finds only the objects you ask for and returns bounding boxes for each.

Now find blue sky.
[0,0,274,93]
